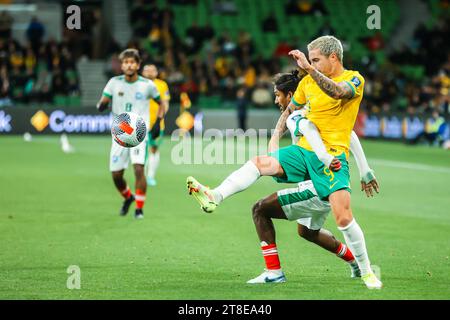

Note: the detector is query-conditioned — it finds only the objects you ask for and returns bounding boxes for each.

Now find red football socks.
[335,242,355,262]
[135,189,146,209]
[120,186,132,199]
[261,243,281,270]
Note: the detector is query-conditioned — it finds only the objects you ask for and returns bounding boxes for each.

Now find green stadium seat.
[54,95,68,106]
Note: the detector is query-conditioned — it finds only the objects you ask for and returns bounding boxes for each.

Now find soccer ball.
[111,112,147,148]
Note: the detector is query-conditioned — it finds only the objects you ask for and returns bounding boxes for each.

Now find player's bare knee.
[335,213,353,228]
[112,171,123,182]
[297,225,318,242]
[252,200,267,220]
[250,156,263,171]
[133,165,145,177]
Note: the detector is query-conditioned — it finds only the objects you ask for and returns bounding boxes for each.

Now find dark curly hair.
[272,69,306,95]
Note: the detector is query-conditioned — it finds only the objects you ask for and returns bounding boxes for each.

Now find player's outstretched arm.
[288,50,353,100]
[96,95,110,112]
[349,131,379,197]
[268,106,292,152]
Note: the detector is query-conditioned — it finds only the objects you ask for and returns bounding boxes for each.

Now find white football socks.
[338,219,373,276]
[148,151,160,179]
[298,119,334,168]
[212,160,261,203]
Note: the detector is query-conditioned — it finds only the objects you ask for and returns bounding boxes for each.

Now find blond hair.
[307,36,343,64]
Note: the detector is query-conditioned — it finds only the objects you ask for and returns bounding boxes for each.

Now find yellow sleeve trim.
[291,98,305,107]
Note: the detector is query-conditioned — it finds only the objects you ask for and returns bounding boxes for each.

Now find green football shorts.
[269,145,351,200]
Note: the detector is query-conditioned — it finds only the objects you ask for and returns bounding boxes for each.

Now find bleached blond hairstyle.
[307,36,343,64]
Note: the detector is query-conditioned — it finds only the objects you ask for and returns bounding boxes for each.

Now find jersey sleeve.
[102,78,114,99]
[343,72,365,99]
[291,78,306,109]
[147,82,161,102]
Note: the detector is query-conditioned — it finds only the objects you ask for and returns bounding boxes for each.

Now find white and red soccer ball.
[111,112,147,148]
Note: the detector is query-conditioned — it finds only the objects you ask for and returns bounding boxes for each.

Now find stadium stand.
[121,0,448,116]
[0,0,448,122]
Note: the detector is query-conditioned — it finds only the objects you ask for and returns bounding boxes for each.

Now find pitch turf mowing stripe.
[278,189,316,206]
[370,159,450,173]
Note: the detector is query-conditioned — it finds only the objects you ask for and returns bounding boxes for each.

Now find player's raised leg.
[112,170,135,216]
[133,164,146,219]
[247,193,287,284]
[297,225,360,278]
[187,155,284,213]
[329,190,382,289]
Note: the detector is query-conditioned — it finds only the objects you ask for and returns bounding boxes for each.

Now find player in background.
[97,49,168,219]
[187,36,382,289]
[142,64,170,186]
[247,70,378,284]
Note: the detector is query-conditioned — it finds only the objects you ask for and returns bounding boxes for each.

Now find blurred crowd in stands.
[117,0,449,118]
[0,0,448,121]
[0,12,81,107]
[0,2,117,108]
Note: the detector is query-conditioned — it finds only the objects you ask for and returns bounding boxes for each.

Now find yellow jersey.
[150,78,170,130]
[291,70,365,158]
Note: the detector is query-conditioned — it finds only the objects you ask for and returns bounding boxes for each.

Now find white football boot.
[362,272,383,289]
[247,269,286,284]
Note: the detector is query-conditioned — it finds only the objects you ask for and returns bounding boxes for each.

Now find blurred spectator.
[274,40,294,58]
[236,87,248,130]
[361,32,385,52]
[236,31,254,60]
[410,110,446,145]
[33,65,52,103]
[316,20,336,37]
[186,23,204,54]
[26,17,45,54]
[52,68,67,96]
[312,0,328,16]
[169,0,197,4]
[0,65,11,107]
[286,0,312,15]
[0,11,13,40]
[286,0,328,16]
[251,84,272,107]
[212,0,238,15]
[262,14,278,32]
[218,31,236,55]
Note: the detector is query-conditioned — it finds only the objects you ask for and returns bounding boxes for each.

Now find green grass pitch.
[0,135,449,299]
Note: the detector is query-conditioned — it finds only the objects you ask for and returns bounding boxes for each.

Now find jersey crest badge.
[351,76,361,87]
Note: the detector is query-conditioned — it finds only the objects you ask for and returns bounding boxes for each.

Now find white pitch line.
[368,159,450,174]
